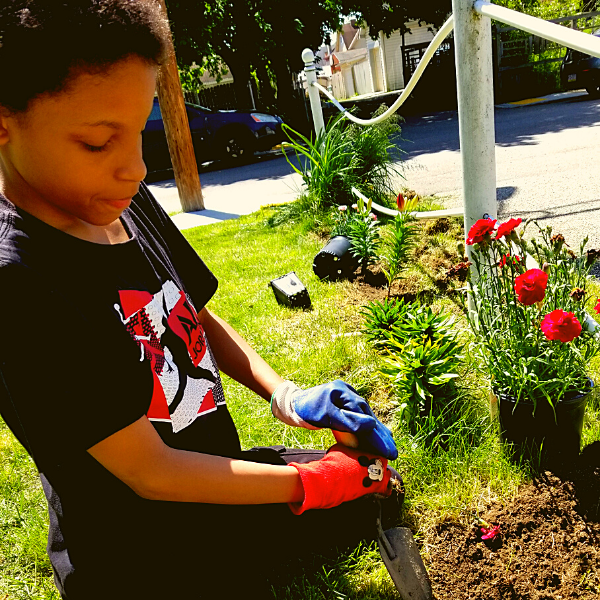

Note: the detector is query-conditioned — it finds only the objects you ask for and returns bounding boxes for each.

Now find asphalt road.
[397,94,600,249]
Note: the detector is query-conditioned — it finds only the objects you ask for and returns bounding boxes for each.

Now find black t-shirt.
[0,183,242,598]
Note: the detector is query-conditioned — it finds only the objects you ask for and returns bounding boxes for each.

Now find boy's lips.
[104,197,133,210]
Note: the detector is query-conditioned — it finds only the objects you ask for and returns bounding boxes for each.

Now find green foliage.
[382,205,417,298]
[346,196,381,273]
[362,299,464,425]
[281,106,403,215]
[468,219,600,408]
[379,336,463,424]
[360,298,411,344]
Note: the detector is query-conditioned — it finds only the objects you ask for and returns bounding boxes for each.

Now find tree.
[165,0,455,117]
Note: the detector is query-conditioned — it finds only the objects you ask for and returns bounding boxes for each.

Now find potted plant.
[465,217,600,463]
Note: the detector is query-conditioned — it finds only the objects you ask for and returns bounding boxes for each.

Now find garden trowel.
[333,431,433,600]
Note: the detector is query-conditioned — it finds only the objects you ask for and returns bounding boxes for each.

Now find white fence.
[302,0,600,264]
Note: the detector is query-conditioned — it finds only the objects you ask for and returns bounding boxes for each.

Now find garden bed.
[428,445,600,599]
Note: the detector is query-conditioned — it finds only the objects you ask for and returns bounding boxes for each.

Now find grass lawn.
[1,207,599,599]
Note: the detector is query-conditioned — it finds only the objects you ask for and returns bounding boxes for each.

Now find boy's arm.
[88,415,303,504]
[199,307,284,400]
[199,308,398,460]
[88,416,391,509]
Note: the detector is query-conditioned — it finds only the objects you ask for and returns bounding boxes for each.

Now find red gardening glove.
[288,443,391,515]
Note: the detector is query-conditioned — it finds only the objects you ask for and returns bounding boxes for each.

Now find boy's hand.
[271,380,398,460]
[288,443,391,514]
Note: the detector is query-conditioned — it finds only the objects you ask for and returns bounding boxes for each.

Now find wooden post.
[155,0,204,212]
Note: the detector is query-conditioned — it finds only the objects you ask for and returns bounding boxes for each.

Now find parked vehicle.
[142,97,284,173]
[560,35,600,97]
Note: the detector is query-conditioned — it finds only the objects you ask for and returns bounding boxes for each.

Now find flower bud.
[570,288,586,302]
[542,262,551,274]
[550,233,566,253]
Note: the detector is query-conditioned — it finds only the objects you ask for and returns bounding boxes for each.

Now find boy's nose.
[115,142,147,183]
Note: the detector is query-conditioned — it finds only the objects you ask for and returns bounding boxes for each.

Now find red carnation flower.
[514,269,548,305]
[396,193,405,211]
[541,310,582,343]
[466,219,497,245]
[495,218,522,240]
[594,298,600,314]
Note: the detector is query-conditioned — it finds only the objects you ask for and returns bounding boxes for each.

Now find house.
[321,19,449,100]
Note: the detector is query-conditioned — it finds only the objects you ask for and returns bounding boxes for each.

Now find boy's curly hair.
[0,0,170,112]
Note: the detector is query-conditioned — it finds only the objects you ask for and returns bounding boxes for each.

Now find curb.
[496,89,588,109]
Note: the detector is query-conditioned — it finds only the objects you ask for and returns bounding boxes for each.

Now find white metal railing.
[475,2,600,57]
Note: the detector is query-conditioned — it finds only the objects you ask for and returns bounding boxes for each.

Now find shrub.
[281,104,404,214]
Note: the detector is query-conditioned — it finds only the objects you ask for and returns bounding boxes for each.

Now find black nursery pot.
[312,235,359,281]
[491,380,593,465]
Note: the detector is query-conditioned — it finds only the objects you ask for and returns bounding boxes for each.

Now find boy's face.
[0,57,157,234]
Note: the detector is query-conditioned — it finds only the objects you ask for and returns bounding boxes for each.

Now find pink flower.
[338,205,347,212]
[466,219,497,245]
[541,310,582,343]
[351,204,358,210]
[396,193,405,211]
[514,269,548,305]
[480,525,501,541]
[495,218,522,240]
[370,213,377,221]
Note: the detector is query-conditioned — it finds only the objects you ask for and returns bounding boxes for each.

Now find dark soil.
[427,443,600,600]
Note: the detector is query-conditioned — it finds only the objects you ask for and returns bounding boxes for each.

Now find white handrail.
[312,15,455,126]
[351,187,464,220]
[475,1,600,57]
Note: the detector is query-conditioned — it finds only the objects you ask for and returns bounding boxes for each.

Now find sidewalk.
[496,89,587,108]
[148,152,301,231]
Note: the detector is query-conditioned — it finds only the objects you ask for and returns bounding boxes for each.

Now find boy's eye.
[83,142,108,153]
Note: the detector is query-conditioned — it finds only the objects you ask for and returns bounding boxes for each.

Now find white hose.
[313,15,455,126]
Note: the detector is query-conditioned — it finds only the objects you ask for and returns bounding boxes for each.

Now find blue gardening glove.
[271,380,398,460]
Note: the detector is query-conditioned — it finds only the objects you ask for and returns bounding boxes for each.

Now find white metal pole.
[452,0,497,248]
[302,48,325,136]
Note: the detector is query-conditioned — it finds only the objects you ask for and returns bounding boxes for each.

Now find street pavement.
[149,89,600,250]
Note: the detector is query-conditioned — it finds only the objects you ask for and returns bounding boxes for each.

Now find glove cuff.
[271,380,319,429]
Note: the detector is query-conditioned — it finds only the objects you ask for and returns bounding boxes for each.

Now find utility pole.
[155,0,204,212]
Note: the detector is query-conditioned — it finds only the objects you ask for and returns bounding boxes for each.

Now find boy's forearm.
[140,445,304,504]
[89,416,304,505]
[200,308,283,401]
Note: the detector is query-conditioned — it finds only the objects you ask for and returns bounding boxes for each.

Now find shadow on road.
[500,196,600,221]
[398,96,600,158]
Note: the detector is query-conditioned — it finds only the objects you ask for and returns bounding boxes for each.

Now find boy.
[0,1,400,598]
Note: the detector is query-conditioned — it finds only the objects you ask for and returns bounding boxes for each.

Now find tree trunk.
[255,61,276,111]
[155,0,204,212]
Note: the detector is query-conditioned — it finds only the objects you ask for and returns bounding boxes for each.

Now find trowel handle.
[332,430,360,448]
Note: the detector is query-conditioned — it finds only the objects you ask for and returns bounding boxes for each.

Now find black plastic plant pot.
[312,235,359,281]
[491,380,593,465]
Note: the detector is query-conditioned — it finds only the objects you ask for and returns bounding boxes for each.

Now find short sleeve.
[0,265,153,469]
[130,183,218,312]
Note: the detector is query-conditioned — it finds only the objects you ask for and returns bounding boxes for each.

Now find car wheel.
[586,84,600,98]
[218,130,254,162]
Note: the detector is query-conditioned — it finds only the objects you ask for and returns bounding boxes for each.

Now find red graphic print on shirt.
[115,281,222,433]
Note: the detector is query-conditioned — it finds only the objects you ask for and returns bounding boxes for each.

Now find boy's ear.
[0,110,10,146]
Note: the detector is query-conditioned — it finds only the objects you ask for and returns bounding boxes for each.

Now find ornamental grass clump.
[466,217,600,409]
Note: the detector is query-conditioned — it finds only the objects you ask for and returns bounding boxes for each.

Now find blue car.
[142,97,284,172]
